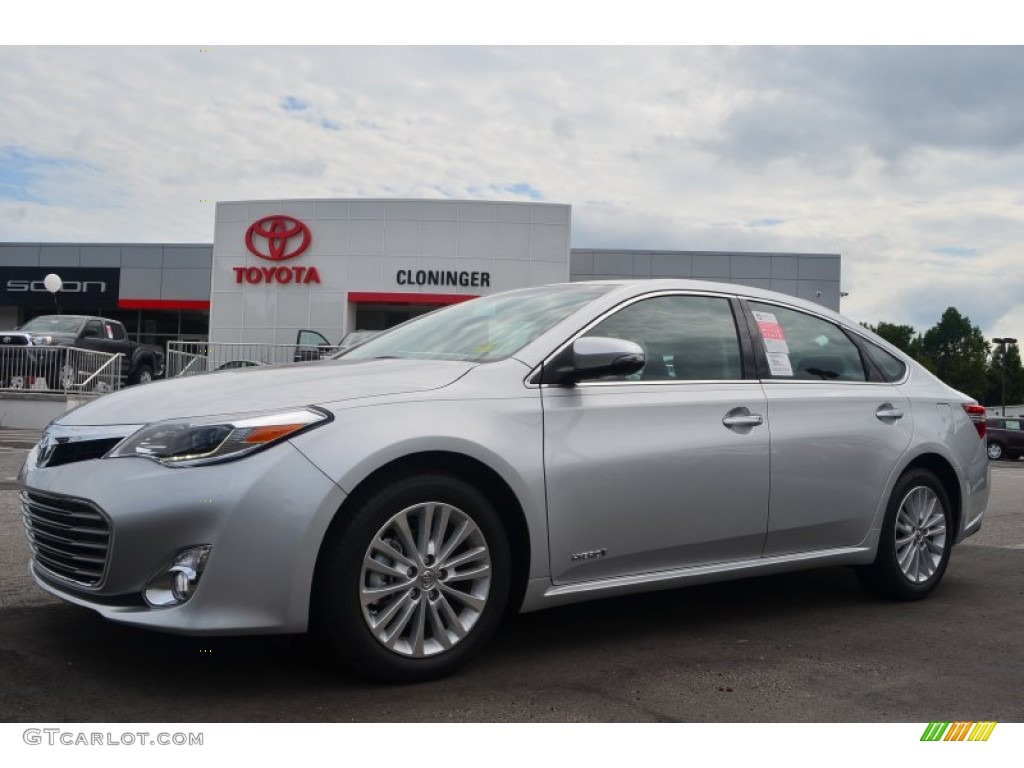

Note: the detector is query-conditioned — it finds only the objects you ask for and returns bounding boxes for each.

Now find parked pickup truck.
[0,315,164,389]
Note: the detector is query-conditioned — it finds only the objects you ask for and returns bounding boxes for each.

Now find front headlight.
[106,407,330,467]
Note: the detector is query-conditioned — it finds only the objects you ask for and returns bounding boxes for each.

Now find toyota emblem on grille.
[245,215,312,261]
[2,336,10,343]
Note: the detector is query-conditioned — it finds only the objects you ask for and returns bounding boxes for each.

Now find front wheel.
[128,364,153,385]
[857,469,952,600]
[315,473,511,683]
[987,442,1004,460]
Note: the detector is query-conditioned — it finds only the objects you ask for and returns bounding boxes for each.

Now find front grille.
[21,491,110,587]
[44,438,122,468]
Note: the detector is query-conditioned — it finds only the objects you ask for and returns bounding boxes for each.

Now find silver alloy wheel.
[360,501,492,658]
[988,442,1003,460]
[894,485,947,584]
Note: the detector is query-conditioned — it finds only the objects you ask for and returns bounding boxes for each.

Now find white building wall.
[209,199,571,346]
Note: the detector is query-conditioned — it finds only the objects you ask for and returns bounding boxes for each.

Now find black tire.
[128,363,153,386]
[857,468,952,601]
[315,473,511,683]
[987,441,1004,461]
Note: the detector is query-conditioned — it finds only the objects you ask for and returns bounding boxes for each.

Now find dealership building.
[0,198,842,348]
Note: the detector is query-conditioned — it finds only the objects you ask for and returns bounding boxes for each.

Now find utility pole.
[993,337,1018,417]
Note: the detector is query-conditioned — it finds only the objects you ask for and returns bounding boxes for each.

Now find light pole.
[993,337,1018,417]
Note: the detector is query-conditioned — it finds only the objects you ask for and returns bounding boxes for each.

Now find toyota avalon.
[19,280,990,682]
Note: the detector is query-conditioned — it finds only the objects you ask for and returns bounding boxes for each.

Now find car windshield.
[338,331,378,349]
[339,284,612,363]
[19,316,85,334]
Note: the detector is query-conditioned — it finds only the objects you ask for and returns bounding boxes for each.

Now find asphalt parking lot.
[1,436,1021,722]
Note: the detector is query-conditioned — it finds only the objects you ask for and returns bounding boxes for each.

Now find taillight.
[963,404,987,439]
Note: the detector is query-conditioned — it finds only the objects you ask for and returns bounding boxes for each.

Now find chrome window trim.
[758,379,895,387]
[524,289,746,389]
[572,378,761,389]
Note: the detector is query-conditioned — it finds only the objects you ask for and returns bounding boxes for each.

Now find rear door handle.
[875,404,904,422]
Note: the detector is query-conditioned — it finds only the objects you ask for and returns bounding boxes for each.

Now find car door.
[78,318,107,352]
[295,329,333,362]
[542,292,770,585]
[743,300,914,555]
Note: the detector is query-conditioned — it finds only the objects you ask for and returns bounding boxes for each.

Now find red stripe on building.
[347,292,477,306]
[119,299,211,310]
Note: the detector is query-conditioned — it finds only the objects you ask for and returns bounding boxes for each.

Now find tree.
[862,321,920,356]
[986,342,1024,408]
[918,308,990,401]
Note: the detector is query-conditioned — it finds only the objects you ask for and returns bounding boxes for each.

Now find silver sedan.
[19,280,990,682]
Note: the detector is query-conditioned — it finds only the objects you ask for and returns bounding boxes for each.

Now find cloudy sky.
[2,44,1022,338]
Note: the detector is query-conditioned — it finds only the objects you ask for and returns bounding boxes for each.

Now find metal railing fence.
[166,341,337,377]
[0,345,123,394]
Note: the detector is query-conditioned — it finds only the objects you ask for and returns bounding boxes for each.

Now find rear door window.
[748,302,867,382]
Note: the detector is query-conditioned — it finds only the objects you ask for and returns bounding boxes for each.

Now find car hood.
[56,358,476,426]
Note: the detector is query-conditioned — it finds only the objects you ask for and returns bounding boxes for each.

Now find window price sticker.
[752,311,794,376]
[766,352,794,376]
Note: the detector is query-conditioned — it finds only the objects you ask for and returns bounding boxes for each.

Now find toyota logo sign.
[245,215,311,261]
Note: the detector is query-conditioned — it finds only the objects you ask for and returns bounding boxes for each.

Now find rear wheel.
[857,468,952,600]
[315,473,510,683]
[987,442,1004,460]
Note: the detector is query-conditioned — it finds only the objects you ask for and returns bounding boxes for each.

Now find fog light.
[144,545,211,607]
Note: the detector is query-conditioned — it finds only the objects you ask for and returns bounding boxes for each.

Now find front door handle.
[722,407,764,430]
[876,404,904,422]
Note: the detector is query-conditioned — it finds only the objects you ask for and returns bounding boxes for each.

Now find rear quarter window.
[860,339,908,382]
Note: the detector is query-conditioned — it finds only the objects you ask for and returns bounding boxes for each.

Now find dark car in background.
[985,417,1024,460]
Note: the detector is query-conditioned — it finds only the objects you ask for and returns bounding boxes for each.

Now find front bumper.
[20,440,347,635]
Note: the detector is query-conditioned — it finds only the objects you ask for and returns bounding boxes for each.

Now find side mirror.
[544,337,645,385]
